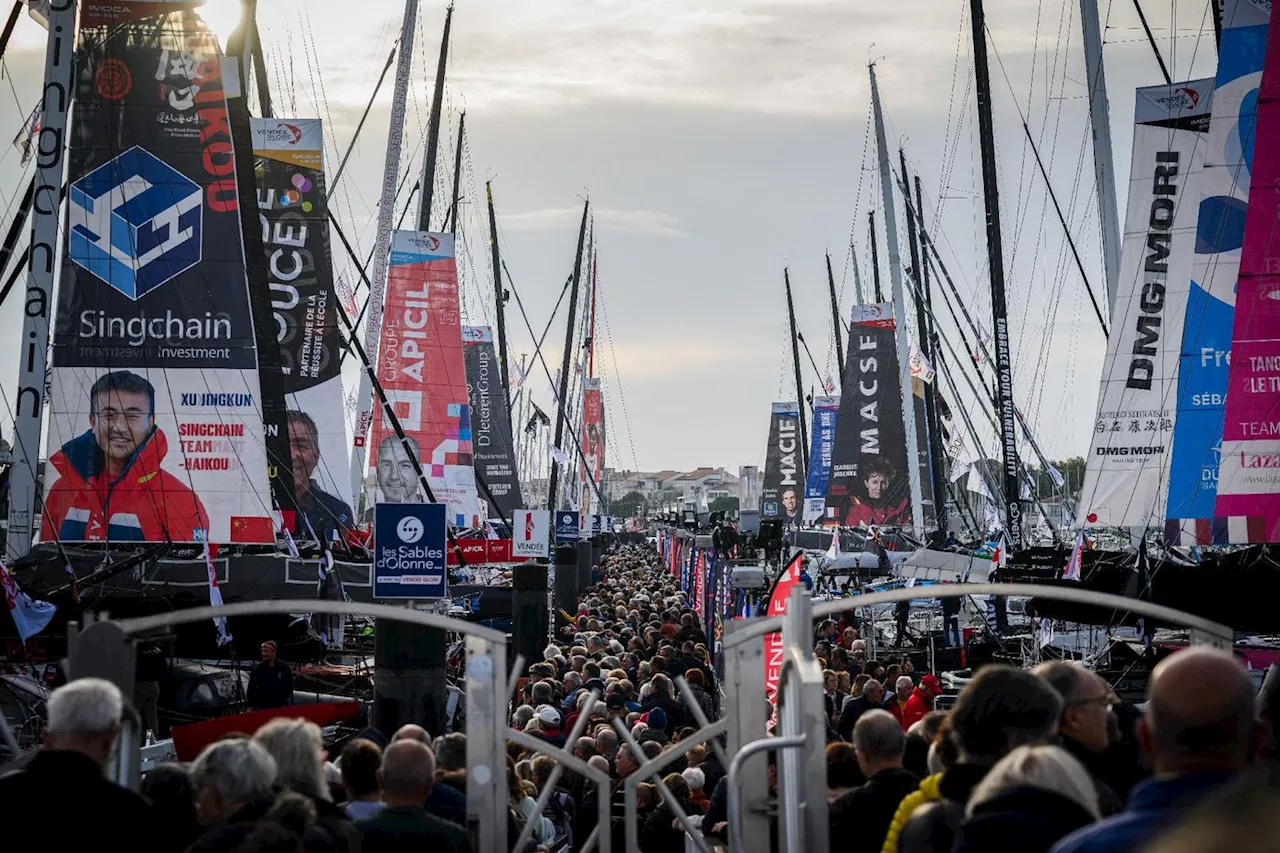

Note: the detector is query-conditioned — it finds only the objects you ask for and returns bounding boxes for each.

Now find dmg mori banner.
[803,396,840,524]
[43,10,274,544]
[369,231,479,528]
[761,402,803,522]
[462,326,523,521]
[580,377,605,515]
[825,303,912,529]
[252,117,353,543]
[1076,78,1212,530]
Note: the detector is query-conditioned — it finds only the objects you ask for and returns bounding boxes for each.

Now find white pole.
[348,0,420,501]
[868,64,926,538]
[1080,0,1122,319]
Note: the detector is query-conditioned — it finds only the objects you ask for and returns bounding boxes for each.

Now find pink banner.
[693,550,706,620]
[1215,13,1280,540]
[764,552,802,709]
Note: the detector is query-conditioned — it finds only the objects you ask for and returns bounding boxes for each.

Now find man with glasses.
[1034,661,1125,815]
[42,370,208,542]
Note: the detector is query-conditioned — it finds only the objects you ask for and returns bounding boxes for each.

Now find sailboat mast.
[915,174,949,533]
[487,182,514,422]
[1079,0,1121,317]
[348,0,420,499]
[546,200,590,513]
[6,0,76,560]
[851,242,866,306]
[869,63,925,537]
[417,3,453,231]
[868,211,884,302]
[826,251,845,377]
[784,269,810,471]
[446,111,466,232]
[969,0,1023,549]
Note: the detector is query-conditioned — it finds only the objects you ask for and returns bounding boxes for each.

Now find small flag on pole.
[201,540,233,646]
[0,560,55,644]
[1064,530,1084,581]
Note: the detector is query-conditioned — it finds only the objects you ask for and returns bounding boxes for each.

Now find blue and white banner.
[803,396,840,524]
[555,511,580,542]
[374,502,447,599]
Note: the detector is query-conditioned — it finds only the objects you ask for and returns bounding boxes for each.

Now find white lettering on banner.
[858,333,880,454]
[79,309,232,347]
[779,419,798,485]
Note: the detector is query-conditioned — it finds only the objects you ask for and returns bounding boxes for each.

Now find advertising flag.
[764,551,803,709]
[512,509,550,558]
[462,326,523,521]
[251,117,354,543]
[1077,78,1213,528]
[1166,0,1272,543]
[825,303,913,529]
[43,8,275,545]
[580,378,606,515]
[803,396,840,524]
[761,403,804,523]
[368,231,479,528]
[1214,9,1280,541]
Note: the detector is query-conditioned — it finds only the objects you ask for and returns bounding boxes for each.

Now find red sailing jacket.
[42,427,210,543]
[901,687,934,731]
[843,495,912,527]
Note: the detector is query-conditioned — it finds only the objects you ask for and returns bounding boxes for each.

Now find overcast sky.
[0,0,1222,474]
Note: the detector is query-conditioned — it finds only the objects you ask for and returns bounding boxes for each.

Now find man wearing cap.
[901,674,943,731]
[247,640,293,710]
[536,706,565,747]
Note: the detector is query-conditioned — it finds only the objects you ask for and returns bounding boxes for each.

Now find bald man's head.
[379,740,436,806]
[1142,648,1259,774]
[392,724,431,745]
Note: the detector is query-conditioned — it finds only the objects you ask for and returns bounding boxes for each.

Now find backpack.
[545,789,575,850]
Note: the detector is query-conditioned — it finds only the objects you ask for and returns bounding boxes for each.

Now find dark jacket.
[1058,734,1125,817]
[425,776,469,827]
[641,796,699,853]
[954,786,1096,853]
[0,750,163,850]
[897,763,989,853]
[247,659,294,709]
[295,480,355,546]
[837,695,883,742]
[358,804,472,853]
[829,767,920,853]
[311,793,361,853]
[187,798,275,853]
[640,694,685,732]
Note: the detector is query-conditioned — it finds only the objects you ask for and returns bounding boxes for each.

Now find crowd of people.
[2,540,1278,853]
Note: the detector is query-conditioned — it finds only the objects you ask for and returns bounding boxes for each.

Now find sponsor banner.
[44,12,274,544]
[445,538,525,565]
[580,378,606,515]
[1166,0,1271,541]
[825,303,913,528]
[693,549,706,620]
[462,326,523,521]
[803,396,840,524]
[1215,10,1280,539]
[369,231,479,528]
[1077,78,1213,528]
[764,552,803,710]
[555,511,580,542]
[80,1,203,28]
[761,402,804,522]
[373,502,447,599]
[252,117,353,542]
[512,509,550,558]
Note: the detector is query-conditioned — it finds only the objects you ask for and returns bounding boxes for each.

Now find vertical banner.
[693,549,706,621]
[1166,0,1272,543]
[579,377,605,515]
[1077,79,1213,528]
[803,396,840,524]
[251,117,354,543]
[1215,10,1280,541]
[462,326,523,522]
[369,231,479,528]
[512,508,550,558]
[825,304,912,528]
[761,402,804,523]
[44,7,275,545]
[764,552,803,709]
[739,465,760,512]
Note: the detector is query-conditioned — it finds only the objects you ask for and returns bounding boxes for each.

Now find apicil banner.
[251,117,353,543]
[761,403,804,522]
[369,231,479,528]
[1215,10,1280,542]
[825,303,912,529]
[1166,0,1271,544]
[803,396,840,524]
[462,326,523,521]
[1077,78,1213,529]
[580,378,606,515]
[43,10,274,544]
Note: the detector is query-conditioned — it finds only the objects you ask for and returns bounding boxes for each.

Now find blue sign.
[555,511,580,542]
[374,502,447,599]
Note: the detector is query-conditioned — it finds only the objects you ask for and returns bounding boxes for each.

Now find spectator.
[254,718,358,853]
[1034,661,1126,815]
[356,739,471,853]
[683,767,709,811]
[641,772,697,853]
[838,678,885,741]
[246,641,293,710]
[186,737,280,851]
[340,738,385,821]
[830,710,919,852]
[886,676,915,729]
[826,742,866,802]
[901,675,943,731]
[903,712,947,779]
[143,763,200,851]
[392,724,468,828]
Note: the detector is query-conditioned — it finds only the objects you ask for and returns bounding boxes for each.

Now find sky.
[0,0,1223,476]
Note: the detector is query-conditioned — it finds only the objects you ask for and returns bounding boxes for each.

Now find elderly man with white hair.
[0,677,161,848]
[185,737,279,848]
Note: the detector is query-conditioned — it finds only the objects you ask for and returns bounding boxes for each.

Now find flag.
[822,374,836,394]
[510,362,527,388]
[824,530,840,560]
[991,533,1008,573]
[1122,539,1150,600]
[1064,530,1084,581]
[908,342,936,383]
[11,105,39,166]
[0,560,55,644]
[1036,617,1055,649]
[201,541,233,647]
[282,526,300,560]
[764,552,804,711]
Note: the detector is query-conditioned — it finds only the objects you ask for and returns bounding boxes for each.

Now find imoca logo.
[68,146,202,300]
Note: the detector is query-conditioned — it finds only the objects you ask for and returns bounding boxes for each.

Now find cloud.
[501,206,687,238]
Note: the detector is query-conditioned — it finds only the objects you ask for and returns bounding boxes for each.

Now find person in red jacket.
[885,675,914,728]
[843,459,910,527]
[42,371,209,543]
[901,673,943,731]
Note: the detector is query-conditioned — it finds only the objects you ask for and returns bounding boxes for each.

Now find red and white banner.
[693,549,706,620]
[368,231,479,528]
[446,538,527,565]
[764,552,803,709]
[580,378,605,515]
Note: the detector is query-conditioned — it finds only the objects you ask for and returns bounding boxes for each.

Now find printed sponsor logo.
[1153,87,1200,111]
[261,122,304,145]
[95,58,132,100]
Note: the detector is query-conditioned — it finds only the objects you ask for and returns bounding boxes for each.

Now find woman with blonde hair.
[253,718,358,852]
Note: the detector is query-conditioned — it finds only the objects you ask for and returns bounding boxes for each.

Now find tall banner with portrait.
[251,117,353,543]
[43,7,275,545]
[462,326,523,522]
[368,231,479,528]
[825,303,912,529]
[580,378,606,516]
[761,402,804,523]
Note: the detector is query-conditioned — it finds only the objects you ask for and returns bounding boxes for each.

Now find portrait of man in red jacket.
[42,370,209,543]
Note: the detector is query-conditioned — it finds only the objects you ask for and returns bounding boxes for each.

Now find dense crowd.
[1,541,1277,853]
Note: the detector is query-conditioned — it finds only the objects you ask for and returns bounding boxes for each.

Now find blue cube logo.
[68,146,202,300]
